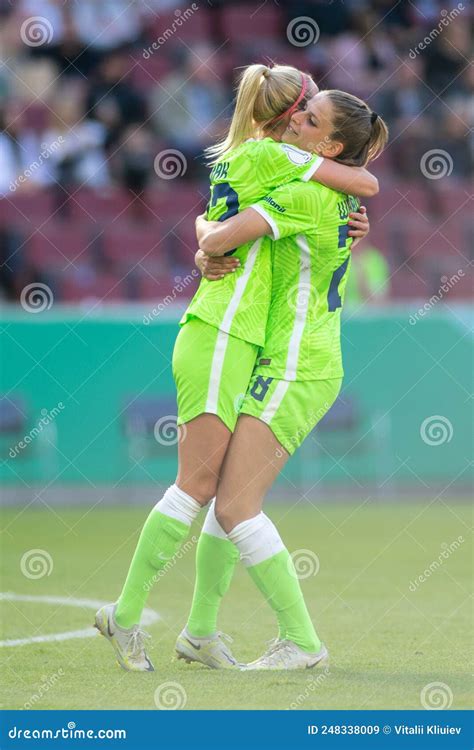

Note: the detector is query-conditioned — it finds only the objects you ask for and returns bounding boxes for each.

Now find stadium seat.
[60,272,126,302]
[129,55,173,89]
[0,193,55,227]
[102,225,162,264]
[27,223,99,266]
[66,188,136,223]
[220,4,283,41]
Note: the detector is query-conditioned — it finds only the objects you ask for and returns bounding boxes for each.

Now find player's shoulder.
[257,138,314,165]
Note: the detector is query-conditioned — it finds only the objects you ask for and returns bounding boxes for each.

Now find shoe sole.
[175,642,217,669]
[175,642,239,670]
[243,650,329,672]
[176,649,197,666]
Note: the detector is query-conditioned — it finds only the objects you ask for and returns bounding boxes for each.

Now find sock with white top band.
[228,513,321,653]
[115,484,201,629]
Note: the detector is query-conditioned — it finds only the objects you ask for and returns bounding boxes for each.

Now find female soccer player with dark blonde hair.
[180,90,388,670]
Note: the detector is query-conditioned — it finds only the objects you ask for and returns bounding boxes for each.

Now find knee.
[177,475,218,506]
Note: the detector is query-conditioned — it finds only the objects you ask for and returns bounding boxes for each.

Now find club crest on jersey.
[281,144,313,166]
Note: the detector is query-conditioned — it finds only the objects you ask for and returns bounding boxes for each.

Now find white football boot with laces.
[175,628,241,669]
[243,639,329,671]
[94,603,154,672]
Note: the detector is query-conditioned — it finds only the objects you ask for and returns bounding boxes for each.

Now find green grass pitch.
[1,500,472,710]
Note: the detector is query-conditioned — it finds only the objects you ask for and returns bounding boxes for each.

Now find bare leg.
[176,413,232,506]
[215,415,289,532]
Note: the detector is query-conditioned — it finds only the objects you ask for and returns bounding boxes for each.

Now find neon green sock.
[247,549,321,653]
[186,532,239,637]
[115,510,189,628]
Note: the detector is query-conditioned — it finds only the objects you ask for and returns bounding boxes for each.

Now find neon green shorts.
[240,374,342,455]
[172,318,259,432]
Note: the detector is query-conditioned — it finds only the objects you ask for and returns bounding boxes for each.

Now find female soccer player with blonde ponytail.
[94,65,375,672]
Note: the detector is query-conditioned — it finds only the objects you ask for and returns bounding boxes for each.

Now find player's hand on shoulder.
[194,249,240,281]
[348,205,369,240]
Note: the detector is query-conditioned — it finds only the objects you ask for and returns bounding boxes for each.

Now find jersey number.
[209,182,239,221]
[327,226,351,312]
[208,182,240,256]
[250,376,274,402]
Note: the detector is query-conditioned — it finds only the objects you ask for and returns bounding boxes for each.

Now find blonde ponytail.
[206,63,311,164]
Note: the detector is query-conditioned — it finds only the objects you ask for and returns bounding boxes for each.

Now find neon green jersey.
[251,181,360,380]
[181,138,322,347]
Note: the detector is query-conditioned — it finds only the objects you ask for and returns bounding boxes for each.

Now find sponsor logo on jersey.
[281,143,313,166]
[262,195,285,213]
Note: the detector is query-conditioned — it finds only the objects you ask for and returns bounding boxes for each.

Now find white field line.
[0,592,160,647]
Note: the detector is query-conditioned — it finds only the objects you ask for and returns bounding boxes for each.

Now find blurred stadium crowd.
[0,0,472,305]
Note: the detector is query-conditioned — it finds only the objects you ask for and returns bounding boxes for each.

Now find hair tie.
[370,111,378,124]
[267,73,308,126]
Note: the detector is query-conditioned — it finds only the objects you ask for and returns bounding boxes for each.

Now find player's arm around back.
[313,160,379,197]
[195,211,272,256]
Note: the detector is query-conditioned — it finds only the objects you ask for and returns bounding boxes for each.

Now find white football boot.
[243,639,329,671]
[175,628,241,669]
[94,603,154,672]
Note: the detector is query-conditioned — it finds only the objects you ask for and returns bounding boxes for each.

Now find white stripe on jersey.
[205,238,262,412]
[284,235,312,380]
[221,237,262,332]
[205,327,230,415]
[260,379,290,424]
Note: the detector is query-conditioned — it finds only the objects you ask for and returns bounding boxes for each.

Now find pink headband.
[267,74,308,126]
